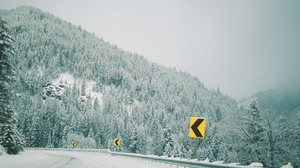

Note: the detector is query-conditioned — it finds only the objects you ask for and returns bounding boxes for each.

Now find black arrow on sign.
[72,142,76,148]
[115,139,119,146]
[191,118,204,137]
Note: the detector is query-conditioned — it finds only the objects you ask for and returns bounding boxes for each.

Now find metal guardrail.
[25,148,248,168]
[110,152,247,168]
[25,147,110,153]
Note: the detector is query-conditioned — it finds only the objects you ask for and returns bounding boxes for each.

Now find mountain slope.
[1,6,241,161]
[244,85,300,118]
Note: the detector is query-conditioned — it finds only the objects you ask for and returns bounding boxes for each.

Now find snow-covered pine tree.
[290,117,300,168]
[263,112,293,168]
[238,100,266,165]
[151,120,164,156]
[163,128,174,157]
[81,79,87,96]
[128,131,138,153]
[29,111,42,147]
[0,18,24,154]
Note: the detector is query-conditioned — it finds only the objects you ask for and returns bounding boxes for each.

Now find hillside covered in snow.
[0,6,299,167]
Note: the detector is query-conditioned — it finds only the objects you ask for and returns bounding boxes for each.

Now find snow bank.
[249,162,263,167]
[281,162,293,168]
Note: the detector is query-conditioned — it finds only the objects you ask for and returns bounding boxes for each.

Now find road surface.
[0,150,174,168]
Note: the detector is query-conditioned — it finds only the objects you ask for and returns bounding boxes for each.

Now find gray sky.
[1,0,300,100]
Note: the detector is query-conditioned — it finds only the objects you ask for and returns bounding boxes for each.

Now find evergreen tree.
[238,100,266,165]
[128,131,138,153]
[263,112,290,168]
[81,79,86,96]
[151,121,164,156]
[29,111,42,147]
[0,18,24,154]
[289,117,300,168]
[163,128,174,157]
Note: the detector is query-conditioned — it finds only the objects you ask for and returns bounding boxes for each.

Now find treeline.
[0,6,299,167]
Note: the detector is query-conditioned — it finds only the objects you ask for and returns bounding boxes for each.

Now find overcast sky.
[1,0,300,100]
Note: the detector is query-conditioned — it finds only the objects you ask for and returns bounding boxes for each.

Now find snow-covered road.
[0,151,79,168]
[0,150,173,168]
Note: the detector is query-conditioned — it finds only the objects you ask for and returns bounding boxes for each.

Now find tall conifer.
[0,19,24,154]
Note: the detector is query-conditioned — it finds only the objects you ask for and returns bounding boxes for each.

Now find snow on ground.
[85,80,103,105]
[281,162,293,168]
[47,151,172,168]
[0,150,79,168]
[249,162,264,167]
[0,150,177,168]
[1,149,278,168]
[37,66,45,77]
[53,73,75,88]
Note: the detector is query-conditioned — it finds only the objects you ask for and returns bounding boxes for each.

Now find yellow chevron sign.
[113,138,121,147]
[71,141,77,148]
[189,117,206,138]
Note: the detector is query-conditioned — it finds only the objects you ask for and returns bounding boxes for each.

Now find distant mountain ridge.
[241,84,300,117]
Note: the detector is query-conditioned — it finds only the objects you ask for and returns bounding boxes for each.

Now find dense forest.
[0,6,299,167]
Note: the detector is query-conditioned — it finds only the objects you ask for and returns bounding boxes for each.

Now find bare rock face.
[42,82,67,100]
